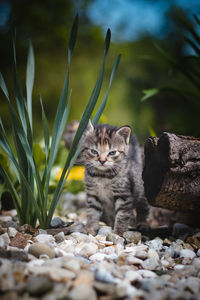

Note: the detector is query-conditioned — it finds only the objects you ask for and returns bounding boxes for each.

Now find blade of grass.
[26,41,35,131]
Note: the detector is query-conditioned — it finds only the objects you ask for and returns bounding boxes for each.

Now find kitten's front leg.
[86,195,102,236]
[114,197,132,236]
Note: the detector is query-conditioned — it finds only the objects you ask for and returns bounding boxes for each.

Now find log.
[142,132,200,212]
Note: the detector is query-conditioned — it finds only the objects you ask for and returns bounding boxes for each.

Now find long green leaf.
[0,165,22,222]
[0,73,9,99]
[46,15,78,187]
[0,121,44,226]
[142,86,200,108]
[93,54,121,124]
[40,97,50,159]
[47,28,112,225]
[193,15,200,26]
[26,41,35,131]
[6,100,46,222]
[12,36,27,133]
[68,14,79,64]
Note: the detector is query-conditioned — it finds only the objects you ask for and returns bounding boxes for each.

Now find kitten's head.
[80,120,131,177]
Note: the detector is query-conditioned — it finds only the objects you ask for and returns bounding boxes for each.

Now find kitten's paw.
[86,227,98,236]
[136,223,151,234]
[113,229,124,237]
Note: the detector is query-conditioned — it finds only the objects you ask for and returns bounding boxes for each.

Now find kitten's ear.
[84,119,94,135]
[116,126,131,144]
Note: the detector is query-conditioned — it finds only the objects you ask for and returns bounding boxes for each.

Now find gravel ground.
[0,196,200,300]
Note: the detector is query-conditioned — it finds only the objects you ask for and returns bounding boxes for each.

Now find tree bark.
[143,132,200,212]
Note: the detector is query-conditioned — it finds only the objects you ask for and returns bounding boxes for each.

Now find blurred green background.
[0,0,200,143]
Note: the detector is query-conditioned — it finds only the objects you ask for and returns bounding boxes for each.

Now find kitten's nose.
[99,159,106,165]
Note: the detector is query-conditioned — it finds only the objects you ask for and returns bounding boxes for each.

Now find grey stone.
[179,249,196,260]
[28,242,55,259]
[106,232,124,245]
[125,270,142,281]
[0,232,10,248]
[192,257,200,271]
[0,216,12,223]
[75,242,98,258]
[27,265,76,281]
[95,268,116,284]
[7,227,18,238]
[34,234,55,245]
[123,231,141,244]
[97,226,112,236]
[183,277,200,294]
[54,231,65,243]
[44,256,81,273]
[148,248,160,261]
[135,250,148,260]
[93,281,116,295]
[68,284,97,300]
[26,276,53,296]
[50,217,65,228]
[141,258,159,270]
[146,237,163,250]
[0,248,28,261]
[0,259,15,291]
[4,220,19,230]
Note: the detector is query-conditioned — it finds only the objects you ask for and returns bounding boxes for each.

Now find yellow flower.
[56,166,85,181]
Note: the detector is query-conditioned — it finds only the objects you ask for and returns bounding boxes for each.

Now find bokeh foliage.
[0,0,200,143]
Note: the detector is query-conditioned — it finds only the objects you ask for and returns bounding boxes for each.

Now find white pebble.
[75,242,98,258]
[7,227,18,238]
[137,269,158,278]
[89,253,109,262]
[141,258,159,270]
[174,264,185,270]
[0,232,10,248]
[148,248,160,261]
[125,270,142,282]
[34,234,56,246]
[179,249,196,260]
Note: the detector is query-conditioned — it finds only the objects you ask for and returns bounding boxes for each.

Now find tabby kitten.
[78,120,149,236]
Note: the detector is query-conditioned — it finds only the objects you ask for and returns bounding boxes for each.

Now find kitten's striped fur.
[78,120,149,236]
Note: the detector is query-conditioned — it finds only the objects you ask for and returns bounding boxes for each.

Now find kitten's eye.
[90,149,98,155]
[108,150,117,156]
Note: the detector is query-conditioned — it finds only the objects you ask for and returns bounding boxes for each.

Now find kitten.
[78,120,149,236]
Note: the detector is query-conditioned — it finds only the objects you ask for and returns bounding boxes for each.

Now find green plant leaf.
[104,28,111,58]
[148,126,157,137]
[0,165,22,222]
[12,36,27,133]
[26,41,35,131]
[33,143,46,167]
[142,88,160,101]
[93,54,121,124]
[68,14,79,64]
[40,97,50,159]
[47,28,112,226]
[0,72,9,99]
